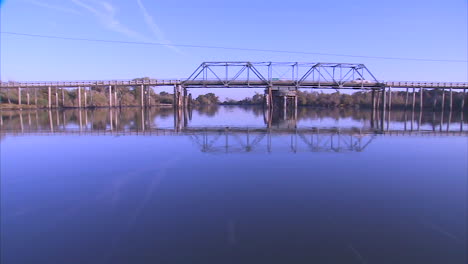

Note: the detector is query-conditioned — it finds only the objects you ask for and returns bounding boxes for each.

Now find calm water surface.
[1,106,467,264]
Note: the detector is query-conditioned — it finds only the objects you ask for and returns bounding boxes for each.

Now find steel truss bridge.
[1,62,467,90]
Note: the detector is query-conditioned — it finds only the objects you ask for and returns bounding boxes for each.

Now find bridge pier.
[110,85,114,108]
[84,87,88,108]
[420,87,423,110]
[264,87,298,119]
[388,87,392,112]
[449,88,453,112]
[371,89,376,109]
[380,87,386,130]
[48,86,52,109]
[140,84,145,107]
[78,86,82,108]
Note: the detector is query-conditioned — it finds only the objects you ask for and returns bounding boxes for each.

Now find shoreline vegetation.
[1,87,466,111]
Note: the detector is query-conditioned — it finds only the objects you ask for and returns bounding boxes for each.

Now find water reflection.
[1,106,466,153]
[1,106,466,133]
[1,106,466,264]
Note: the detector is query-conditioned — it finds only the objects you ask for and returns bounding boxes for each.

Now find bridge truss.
[182,62,382,89]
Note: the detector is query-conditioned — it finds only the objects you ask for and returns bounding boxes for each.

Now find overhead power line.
[1,31,466,63]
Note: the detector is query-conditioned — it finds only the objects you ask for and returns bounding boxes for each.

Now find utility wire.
[1,31,467,63]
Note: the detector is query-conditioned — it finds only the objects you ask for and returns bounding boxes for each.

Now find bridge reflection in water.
[0,106,466,153]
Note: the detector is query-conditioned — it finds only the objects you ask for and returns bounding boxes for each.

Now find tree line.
[1,85,465,110]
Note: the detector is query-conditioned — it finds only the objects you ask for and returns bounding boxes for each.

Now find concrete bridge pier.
[264,87,298,120]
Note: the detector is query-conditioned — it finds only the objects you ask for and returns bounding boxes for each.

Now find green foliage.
[193,93,219,105]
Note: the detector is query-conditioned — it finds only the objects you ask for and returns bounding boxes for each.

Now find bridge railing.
[0,79,181,88]
[385,81,468,88]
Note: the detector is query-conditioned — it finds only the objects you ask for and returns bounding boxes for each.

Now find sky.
[1,0,467,99]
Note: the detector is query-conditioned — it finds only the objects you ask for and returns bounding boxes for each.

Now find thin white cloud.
[71,0,151,42]
[24,0,82,15]
[136,0,181,53]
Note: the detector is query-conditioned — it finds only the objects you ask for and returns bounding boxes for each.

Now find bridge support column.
[18,87,21,106]
[78,86,82,108]
[449,88,453,112]
[140,85,144,108]
[110,85,114,108]
[388,87,392,112]
[283,96,287,120]
[420,87,423,111]
[412,88,416,112]
[294,95,298,121]
[268,86,273,111]
[27,91,30,105]
[376,90,380,111]
[34,88,37,106]
[380,87,386,130]
[48,86,52,109]
[371,90,376,109]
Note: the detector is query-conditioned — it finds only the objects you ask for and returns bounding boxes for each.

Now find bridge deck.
[1,79,467,89]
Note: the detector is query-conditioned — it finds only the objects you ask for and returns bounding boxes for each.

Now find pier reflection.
[1,106,466,153]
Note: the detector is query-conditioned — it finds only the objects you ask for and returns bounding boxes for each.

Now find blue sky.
[1,0,467,99]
